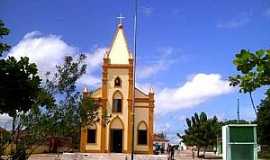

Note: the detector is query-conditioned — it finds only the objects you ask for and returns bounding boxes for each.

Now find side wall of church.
[85,113,102,151]
[134,107,149,152]
[80,100,103,152]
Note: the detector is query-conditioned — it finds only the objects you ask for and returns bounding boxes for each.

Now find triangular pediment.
[135,88,149,98]
[90,88,101,98]
[108,25,130,64]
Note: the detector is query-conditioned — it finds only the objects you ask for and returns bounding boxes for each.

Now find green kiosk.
[222,124,257,160]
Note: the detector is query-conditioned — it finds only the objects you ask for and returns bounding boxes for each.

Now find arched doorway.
[109,116,124,153]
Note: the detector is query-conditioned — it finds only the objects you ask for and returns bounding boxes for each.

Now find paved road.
[28,150,222,160]
[28,154,61,160]
[174,150,222,160]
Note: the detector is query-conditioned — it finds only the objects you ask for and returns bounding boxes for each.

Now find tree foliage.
[1,54,98,157]
[44,55,87,135]
[178,112,220,157]
[229,49,270,113]
[229,49,270,92]
[0,57,41,117]
[0,56,47,159]
[80,96,99,128]
[0,19,98,158]
[229,49,270,145]
[0,56,54,159]
[0,19,50,160]
[0,20,10,56]
[0,53,98,157]
[257,92,270,145]
[38,54,98,152]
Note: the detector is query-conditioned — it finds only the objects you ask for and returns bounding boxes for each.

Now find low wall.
[3,144,72,155]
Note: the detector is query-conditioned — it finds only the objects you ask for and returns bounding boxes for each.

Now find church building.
[80,23,154,154]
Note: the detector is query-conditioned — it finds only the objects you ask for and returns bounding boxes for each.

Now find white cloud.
[78,48,105,87]
[8,31,76,77]
[0,114,12,129]
[6,32,234,118]
[84,48,104,71]
[137,47,179,79]
[7,31,104,87]
[156,73,234,113]
[217,13,251,29]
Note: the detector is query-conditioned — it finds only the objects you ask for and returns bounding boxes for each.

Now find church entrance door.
[110,129,123,153]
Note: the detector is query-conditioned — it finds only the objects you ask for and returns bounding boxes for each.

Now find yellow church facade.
[80,24,154,154]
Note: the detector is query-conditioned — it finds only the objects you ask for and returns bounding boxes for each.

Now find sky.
[1,0,270,143]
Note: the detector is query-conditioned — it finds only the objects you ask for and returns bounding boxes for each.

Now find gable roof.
[90,88,101,98]
[135,87,149,98]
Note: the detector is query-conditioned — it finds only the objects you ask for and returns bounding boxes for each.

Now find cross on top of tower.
[116,14,125,25]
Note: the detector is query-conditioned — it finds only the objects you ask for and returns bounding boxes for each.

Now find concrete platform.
[61,153,167,160]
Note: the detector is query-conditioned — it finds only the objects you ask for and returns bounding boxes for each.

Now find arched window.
[87,124,97,144]
[114,77,121,87]
[112,91,122,113]
[137,121,148,145]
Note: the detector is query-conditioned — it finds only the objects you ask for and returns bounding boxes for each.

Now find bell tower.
[101,23,134,153]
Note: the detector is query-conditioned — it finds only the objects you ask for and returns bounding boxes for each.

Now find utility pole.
[237,98,240,123]
[131,0,138,159]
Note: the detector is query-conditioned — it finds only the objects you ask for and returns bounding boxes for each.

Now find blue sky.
[1,0,270,142]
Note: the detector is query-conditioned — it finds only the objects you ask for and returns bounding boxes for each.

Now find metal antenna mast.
[131,0,138,159]
[237,98,240,123]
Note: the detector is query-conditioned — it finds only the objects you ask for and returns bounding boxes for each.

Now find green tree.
[12,88,55,159]
[42,54,98,152]
[178,112,220,157]
[0,20,53,159]
[0,57,42,158]
[0,20,10,56]
[80,96,99,128]
[0,57,41,117]
[229,49,270,145]
[257,91,270,145]
[0,19,98,158]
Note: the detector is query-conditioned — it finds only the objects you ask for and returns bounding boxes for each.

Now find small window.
[87,129,96,143]
[114,77,121,87]
[113,99,122,113]
[138,130,147,145]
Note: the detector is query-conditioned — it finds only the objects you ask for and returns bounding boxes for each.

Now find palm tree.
[178,112,220,157]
